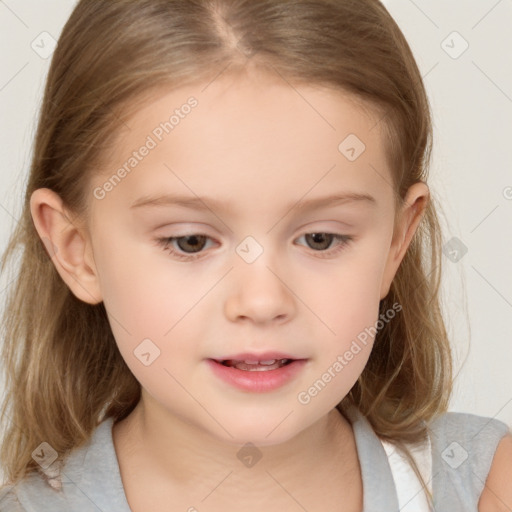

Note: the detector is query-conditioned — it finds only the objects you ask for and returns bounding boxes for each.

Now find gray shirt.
[0,407,509,511]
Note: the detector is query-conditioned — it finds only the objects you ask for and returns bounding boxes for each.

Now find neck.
[113,394,362,510]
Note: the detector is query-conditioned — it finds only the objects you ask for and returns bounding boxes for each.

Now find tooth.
[231,359,289,371]
[219,358,293,371]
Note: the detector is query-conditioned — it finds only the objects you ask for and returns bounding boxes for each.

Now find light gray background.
[0,0,511,478]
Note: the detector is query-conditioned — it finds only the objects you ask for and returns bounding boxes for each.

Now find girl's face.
[75,70,424,445]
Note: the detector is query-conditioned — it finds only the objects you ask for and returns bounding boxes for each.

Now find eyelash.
[155,232,353,261]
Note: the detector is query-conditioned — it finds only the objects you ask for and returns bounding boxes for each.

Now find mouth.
[206,355,308,392]
[215,358,294,371]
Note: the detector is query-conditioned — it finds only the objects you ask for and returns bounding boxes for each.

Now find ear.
[379,181,429,300]
[30,187,102,305]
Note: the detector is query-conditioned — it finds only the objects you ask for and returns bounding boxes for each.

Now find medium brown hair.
[0,0,451,497]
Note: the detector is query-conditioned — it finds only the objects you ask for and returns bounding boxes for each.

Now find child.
[1,0,511,510]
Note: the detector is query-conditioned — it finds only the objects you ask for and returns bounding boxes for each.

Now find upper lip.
[211,352,304,362]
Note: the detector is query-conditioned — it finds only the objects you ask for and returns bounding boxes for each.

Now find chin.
[206,409,317,448]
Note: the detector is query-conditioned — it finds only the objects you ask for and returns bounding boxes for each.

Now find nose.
[224,256,296,325]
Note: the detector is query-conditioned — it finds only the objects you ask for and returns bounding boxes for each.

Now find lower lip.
[206,359,307,392]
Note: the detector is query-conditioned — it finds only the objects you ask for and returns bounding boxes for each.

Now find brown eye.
[304,233,336,250]
[174,235,208,253]
[295,232,353,259]
[156,234,215,261]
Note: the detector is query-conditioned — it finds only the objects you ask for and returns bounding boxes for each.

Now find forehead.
[90,69,392,214]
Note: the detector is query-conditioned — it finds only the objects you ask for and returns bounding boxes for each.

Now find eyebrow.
[130,191,377,212]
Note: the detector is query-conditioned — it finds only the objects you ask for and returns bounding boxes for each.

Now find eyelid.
[155,230,354,262]
[155,233,218,261]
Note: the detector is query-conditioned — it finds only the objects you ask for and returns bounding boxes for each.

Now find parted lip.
[211,352,305,362]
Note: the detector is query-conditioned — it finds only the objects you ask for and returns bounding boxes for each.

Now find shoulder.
[0,484,26,511]
[478,433,512,512]
[428,410,510,460]
[0,417,124,511]
[427,410,511,511]
[429,410,509,439]
[0,470,69,511]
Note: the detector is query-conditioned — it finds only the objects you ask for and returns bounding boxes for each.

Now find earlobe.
[29,188,103,305]
[379,182,429,300]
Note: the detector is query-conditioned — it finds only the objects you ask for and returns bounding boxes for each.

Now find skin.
[29,66,512,511]
[478,435,512,511]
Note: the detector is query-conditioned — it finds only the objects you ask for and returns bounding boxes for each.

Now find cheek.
[306,246,387,334]
[93,229,211,359]
[299,239,390,377]
[294,266,385,410]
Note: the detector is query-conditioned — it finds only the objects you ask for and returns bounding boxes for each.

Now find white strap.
[380,435,433,511]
